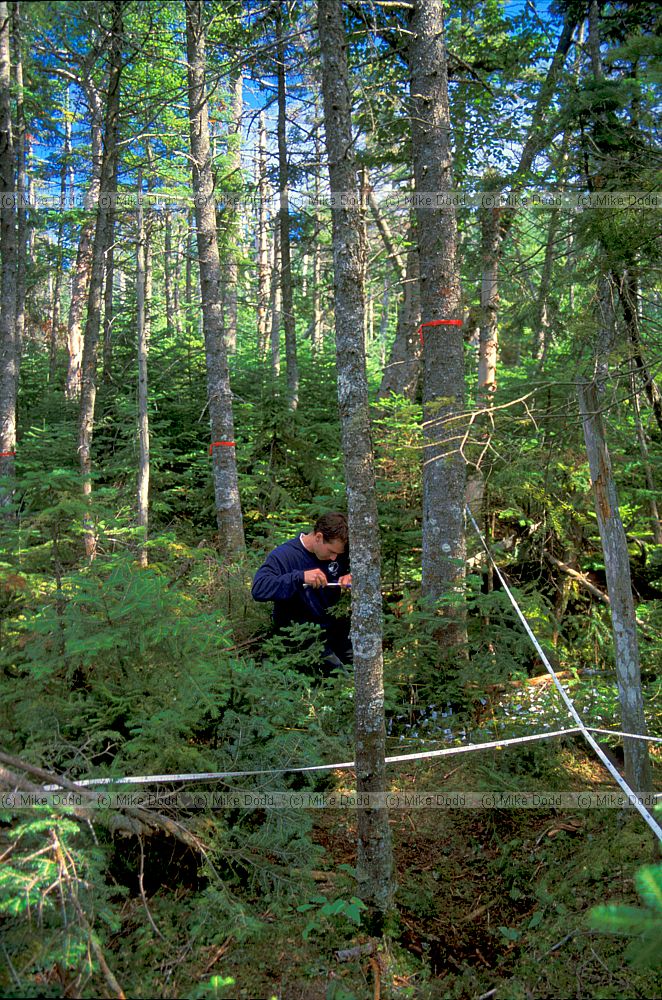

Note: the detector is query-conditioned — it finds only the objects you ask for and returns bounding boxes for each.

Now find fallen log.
[0,751,208,853]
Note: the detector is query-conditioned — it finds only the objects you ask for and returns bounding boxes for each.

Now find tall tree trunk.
[619,268,662,436]
[101,204,116,382]
[409,0,466,651]
[311,230,323,354]
[164,207,176,338]
[270,220,281,379]
[276,2,298,409]
[256,112,269,357]
[593,273,616,392]
[373,179,422,401]
[630,365,662,545]
[78,0,122,560]
[379,274,389,368]
[376,242,421,400]
[478,194,501,401]
[474,14,577,396]
[532,17,580,364]
[50,100,72,384]
[66,76,103,400]
[222,71,242,354]
[577,380,652,793]
[11,3,25,361]
[185,207,194,370]
[366,291,373,348]
[301,249,308,299]
[172,225,182,335]
[0,0,17,502]
[311,123,324,354]
[368,187,406,281]
[185,0,245,558]
[318,0,393,925]
[136,170,149,567]
[532,204,560,363]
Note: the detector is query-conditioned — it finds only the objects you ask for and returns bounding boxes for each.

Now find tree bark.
[409,0,466,648]
[312,123,324,354]
[376,242,421,400]
[368,187,406,282]
[532,204,560,363]
[578,380,652,793]
[66,74,103,400]
[49,100,72,384]
[270,219,281,379]
[172,224,182,333]
[136,171,149,567]
[593,273,616,392]
[185,207,194,378]
[319,0,393,925]
[478,195,501,401]
[472,15,577,399]
[0,0,17,502]
[78,0,122,560]
[619,268,662,436]
[101,201,116,382]
[630,366,662,545]
[379,274,389,368]
[222,71,242,355]
[257,111,269,357]
[164,208,176,339]
[373,172,422,402]
[185,0,245,558]
[11,2,25,361]
[276,2,298,409]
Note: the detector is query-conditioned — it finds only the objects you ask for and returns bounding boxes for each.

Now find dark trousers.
[322,618,353,670]
[275,616,353,672]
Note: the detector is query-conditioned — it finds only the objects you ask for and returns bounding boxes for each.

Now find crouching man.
[251,512,352,670]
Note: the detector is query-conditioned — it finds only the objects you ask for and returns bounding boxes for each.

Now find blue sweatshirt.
[251,535,349,628]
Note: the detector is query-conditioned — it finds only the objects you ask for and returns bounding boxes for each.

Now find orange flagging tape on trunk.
[209,441,236,454]
[418,318,463,344]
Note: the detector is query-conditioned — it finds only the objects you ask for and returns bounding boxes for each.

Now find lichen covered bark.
[318,0,393,922]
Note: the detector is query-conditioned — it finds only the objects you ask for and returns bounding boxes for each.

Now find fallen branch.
[542,929,578,957]
[336,940,376,962]
[543,550,649,632]
[0,752,207,854]
[543,551,609,604]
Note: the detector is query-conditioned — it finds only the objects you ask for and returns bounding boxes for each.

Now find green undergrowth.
[1,447,661,996]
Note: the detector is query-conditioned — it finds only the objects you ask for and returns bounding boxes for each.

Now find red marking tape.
[418,318,463,344]
[209,441,236,454]
[0,450,16,457]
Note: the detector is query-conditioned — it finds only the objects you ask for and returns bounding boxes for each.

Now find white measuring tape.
[34,516,660,842]
[44,726,580,789]
[43,724,660,790]
[466,506,662,841]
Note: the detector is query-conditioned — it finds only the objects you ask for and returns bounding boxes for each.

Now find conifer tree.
[275,1,299,410]
[185,0,245,557]
[409,0,466,649]
[319,0,393,924]
[0,0,17,504]
[77,0,123,559]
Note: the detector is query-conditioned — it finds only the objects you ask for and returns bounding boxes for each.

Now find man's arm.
[251,551,304,602]
[252,551,330,600]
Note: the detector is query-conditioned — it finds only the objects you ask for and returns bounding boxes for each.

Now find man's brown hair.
[314,512,348,544]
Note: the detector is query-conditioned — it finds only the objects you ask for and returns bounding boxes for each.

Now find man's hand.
[339,574,352,588]
[304,568,328,589]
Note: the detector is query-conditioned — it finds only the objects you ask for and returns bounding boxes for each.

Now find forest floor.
[207,746,661,1000]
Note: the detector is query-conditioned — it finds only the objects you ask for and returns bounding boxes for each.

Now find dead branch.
[543,550,649,632]
[543,550,609,605]
[0,752,207,854]
[336,940,376,962]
